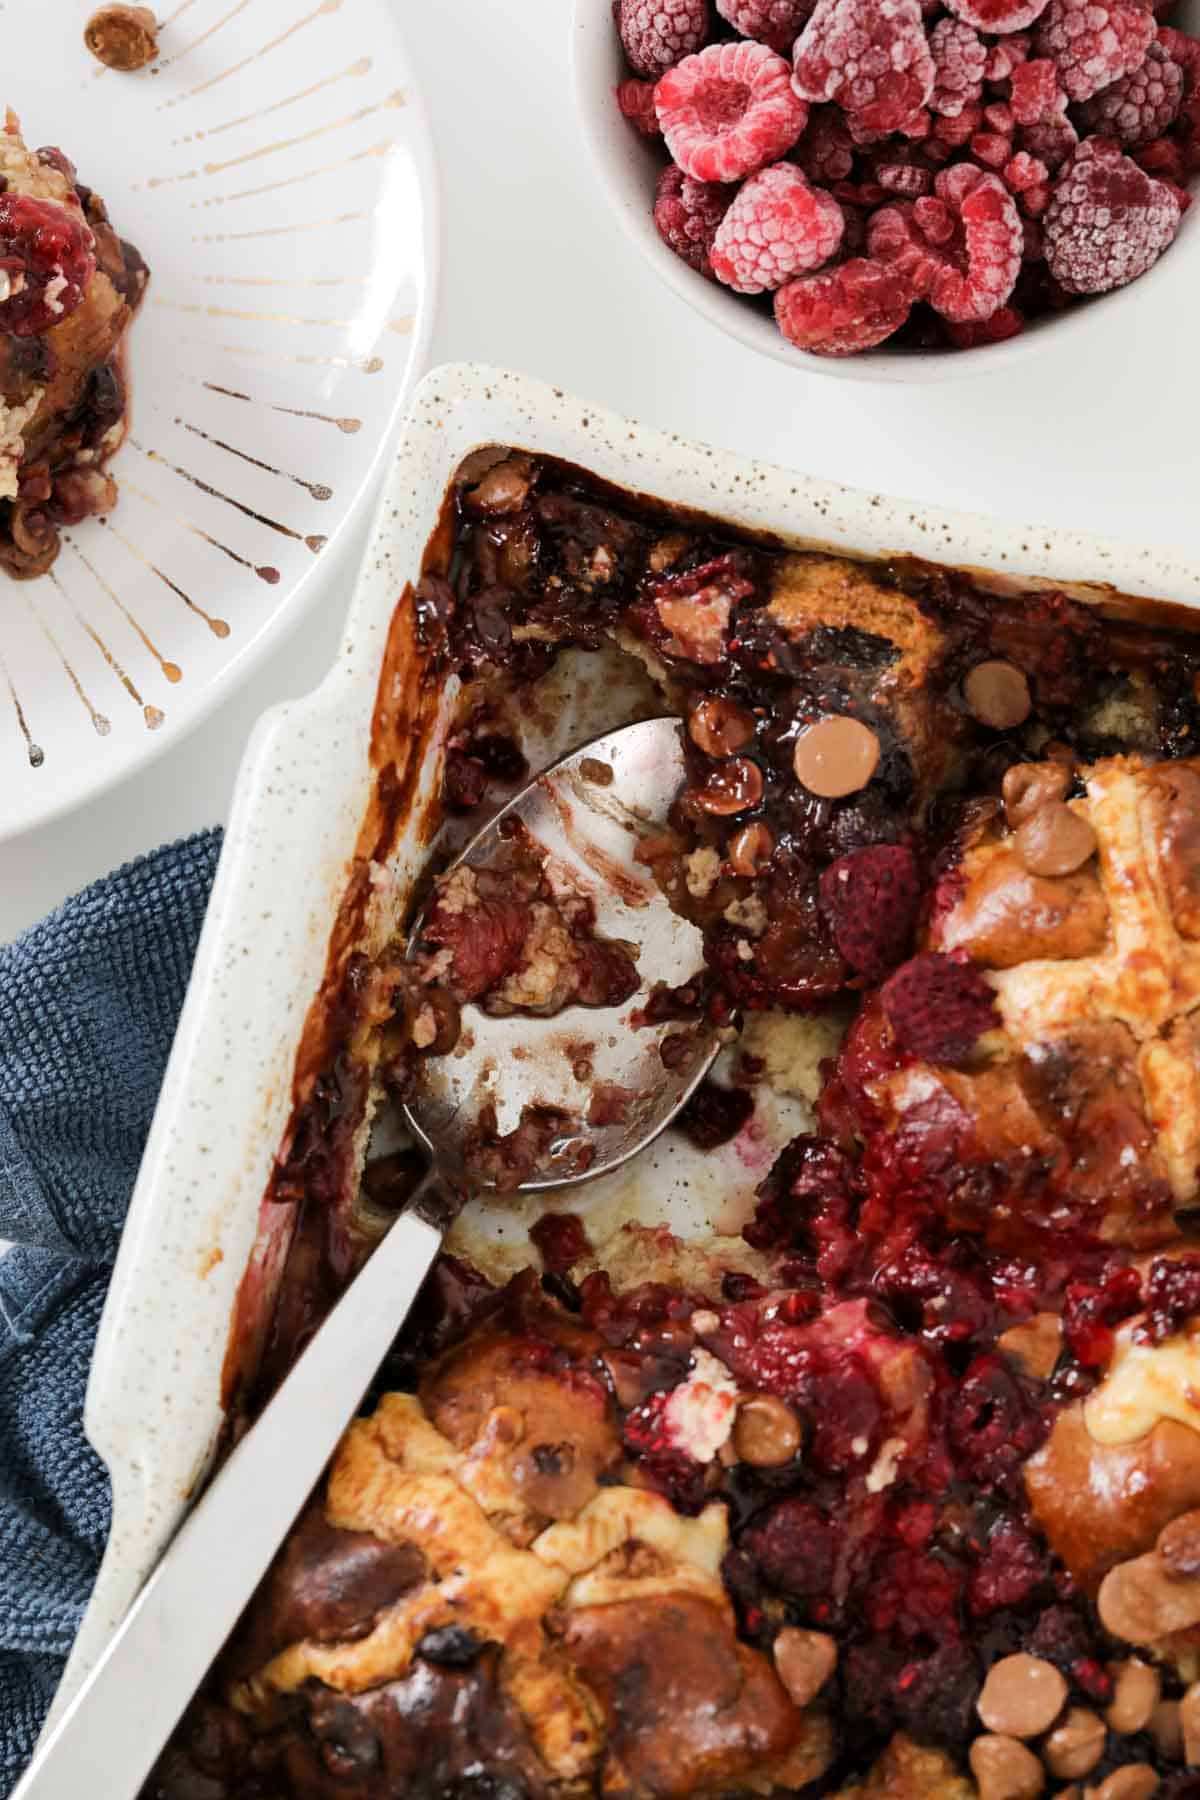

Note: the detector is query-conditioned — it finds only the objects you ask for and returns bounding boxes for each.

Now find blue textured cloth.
[0,829,222,1796]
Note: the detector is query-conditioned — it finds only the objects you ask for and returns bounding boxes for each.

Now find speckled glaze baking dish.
[55,362,1200,1738]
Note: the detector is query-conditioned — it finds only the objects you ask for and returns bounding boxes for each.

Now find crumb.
[84,3,159,69]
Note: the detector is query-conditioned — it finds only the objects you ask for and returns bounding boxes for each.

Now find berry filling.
[207,456,1200,1797]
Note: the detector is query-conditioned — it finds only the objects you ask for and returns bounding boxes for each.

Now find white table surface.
[0,0,1194,944]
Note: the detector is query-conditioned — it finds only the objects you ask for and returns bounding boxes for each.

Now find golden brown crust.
[833,1730,976,1799]
[1025,1408,1200,1591]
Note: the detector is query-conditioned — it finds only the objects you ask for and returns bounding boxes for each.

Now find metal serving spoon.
[14,716,717,1800]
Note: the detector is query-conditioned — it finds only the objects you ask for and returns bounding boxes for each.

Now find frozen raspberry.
[833,178,888,210]
[984,99,1016,129]
[881,951,999,1064]
[869,163,1023,321]
[717,0,816,52]
[1009,57,1067,125]
[1044,135,1180,291]
[774,256,912,353]
[1158,25,1200,95]
[972,129,1013,165]
[929,18,987,117]
[1135,134,1187,181]
[946,303,1025,343]
[912,193,955,239]
[945,0,1049,38]
[932,101,984,146]
[1077,40,1183,142]
[1019,111,1078,166]
[818,845,921,979]
[876,160,933,194]
[656,40,809,181]
[1033,0,1154,101]
[618,77,662,135]
[794,104,856,181]
[985,33,1031,80]
[0,196,95,338]
[1004,148,1049,188]
[653,164,730,274]
[711,163,844,291]
[617,0,709,78]
[1004,151,1051,212]
[791,0,935,136]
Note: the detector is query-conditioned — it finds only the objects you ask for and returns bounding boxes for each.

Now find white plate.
[0,0,437,840]
[59,362,1200,1733]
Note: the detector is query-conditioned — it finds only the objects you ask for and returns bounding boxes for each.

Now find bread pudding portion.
[0,111,146,578]
[194,453,1200,1795]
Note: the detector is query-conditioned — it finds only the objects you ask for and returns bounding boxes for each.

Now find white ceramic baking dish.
[54,360,1200,1732]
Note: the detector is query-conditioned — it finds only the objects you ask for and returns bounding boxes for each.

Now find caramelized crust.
[938,845,1110,968]
[419,1318,622,1521]
[1025,1410,1200,1591]
[561,1592,826,1797]
[865,754,1200,1246]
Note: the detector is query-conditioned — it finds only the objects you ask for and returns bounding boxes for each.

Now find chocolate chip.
[977,1653,1068,1738]
[964,660,1032,729]
[1002,760,1072,829]
[1098,1548,1200,1645]
[968,1732,1046,1799]
[1104,1658,1160,1735]
[688,757,764,816]
[1043,1706,1106,1779]
[772,1627,836,1708]
[792,716,880,799]
[727,822,774,878]
[1088,1768,1160,1800]
[1181,1679,1200,1766]
[688,697,755,759]
[733,1394,802,1467]
[1157,1506,1200,1575]
[1014,801,1097,878]
[1151,1698,1183,1761]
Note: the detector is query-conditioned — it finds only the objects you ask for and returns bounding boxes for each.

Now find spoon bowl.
[402,716,719,1191]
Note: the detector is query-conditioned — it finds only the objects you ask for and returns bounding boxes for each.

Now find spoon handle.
[13,1172,455,1800]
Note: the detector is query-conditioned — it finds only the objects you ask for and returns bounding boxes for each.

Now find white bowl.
[569,0,1197,381]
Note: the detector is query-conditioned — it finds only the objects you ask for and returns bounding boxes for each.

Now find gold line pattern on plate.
[154,0,255,73]
[194,137,395,209]
[103,513,236,629]
[148,90,405,187]
[163,0,347,108]
[23,588,110,737]
[175,56,372,145]
[133,439,326,553]
[193,209,368,243]
[49,572,164,730]
[0,650,43,767]
[201,381,362,433]
[201,340,384,372]
[155,299,359,327]
[196,272,367,287]
[177,418,333,499]
[65,540,183,683]
[123,464,289,576]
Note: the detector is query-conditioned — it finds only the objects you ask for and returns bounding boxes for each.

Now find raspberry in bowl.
[571,0,1200,372]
